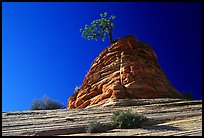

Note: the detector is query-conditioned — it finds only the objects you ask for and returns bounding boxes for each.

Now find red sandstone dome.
[67,35,183,109]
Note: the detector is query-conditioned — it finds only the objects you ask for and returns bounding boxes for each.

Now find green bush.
[111,109,147,129]
[86,110,147,133]
[30,96,65,110]
[75,86,80,92]
[87,121,108,133]
[182,91,194,100]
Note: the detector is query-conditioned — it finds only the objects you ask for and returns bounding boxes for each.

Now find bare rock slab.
[2,98,202,136]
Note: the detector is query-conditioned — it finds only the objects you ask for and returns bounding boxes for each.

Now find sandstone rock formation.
[68,35,183,109]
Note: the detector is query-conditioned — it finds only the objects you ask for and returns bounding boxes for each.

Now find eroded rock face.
[67,35,183,109]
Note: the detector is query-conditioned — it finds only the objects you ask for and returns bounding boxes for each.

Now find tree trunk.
[109,23,113,44]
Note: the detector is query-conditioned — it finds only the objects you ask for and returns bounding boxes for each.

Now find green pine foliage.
[80,12,116,43]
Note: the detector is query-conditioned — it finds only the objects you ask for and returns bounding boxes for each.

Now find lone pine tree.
[80,12,116,44]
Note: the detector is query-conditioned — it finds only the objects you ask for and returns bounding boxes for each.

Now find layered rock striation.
[68,35,183,109]
[2,99,202,136]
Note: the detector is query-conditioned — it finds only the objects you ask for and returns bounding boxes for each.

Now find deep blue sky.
[2,2,202,112]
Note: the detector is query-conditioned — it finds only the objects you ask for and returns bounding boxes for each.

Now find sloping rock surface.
[2,98,202,136]
[68,35,183,109]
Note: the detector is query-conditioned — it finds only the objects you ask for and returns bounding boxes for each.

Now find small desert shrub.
[111,109,147,129]
[75,86,80,92]
[86,110,147,133]
[182,91,194,100]
[30,96,65,110]
[87,121,107,133]
[30,99,42,110]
